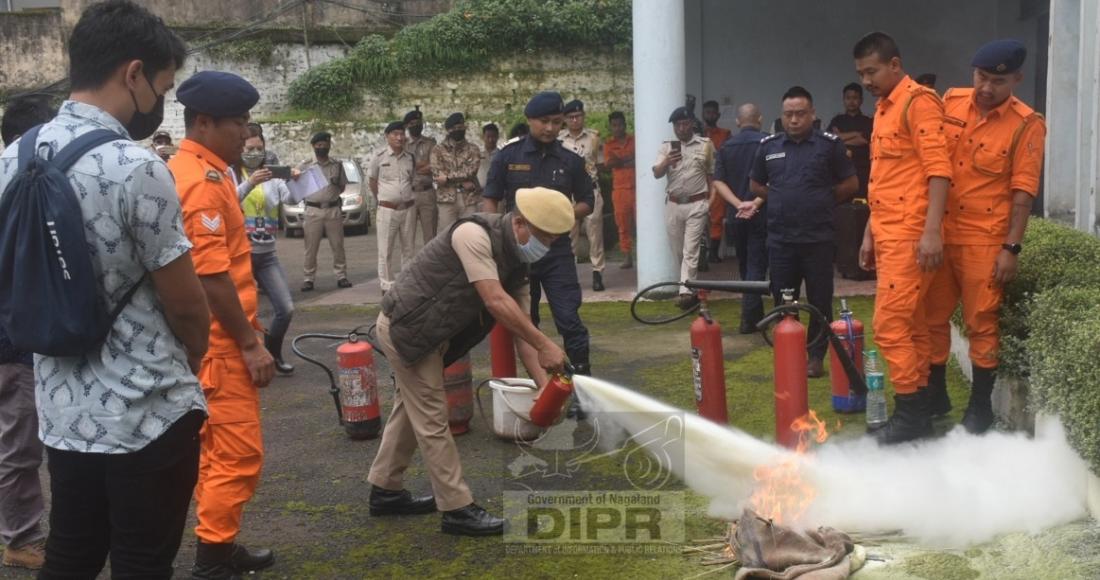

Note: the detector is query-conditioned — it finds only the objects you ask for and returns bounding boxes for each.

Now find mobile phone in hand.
[268,165,291,180]
[670,141,682,154]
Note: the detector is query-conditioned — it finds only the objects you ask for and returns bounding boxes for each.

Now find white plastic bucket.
[484,378,544,442]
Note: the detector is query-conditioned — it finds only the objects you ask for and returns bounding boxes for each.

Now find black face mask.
[314,147,330,159]
[127,74,165,141]
[408,124,423,137]
[449,130,466,142]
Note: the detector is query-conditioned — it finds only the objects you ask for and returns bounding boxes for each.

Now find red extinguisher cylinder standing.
[829,299,866,413]
[528,374,574,428]
[490,324,518,378]
[443,355,474,436]
[773,291,809,449]
[337,336,381,440]
[691,292,728,424]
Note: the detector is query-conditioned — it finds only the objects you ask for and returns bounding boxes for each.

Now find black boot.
[926,363,951,418]
[192,542,239,580]
[962,366,996,434]
[369,485,437,516]
[566,363,590,420]
[228,543,274,574]
[441,503,505,536]
[592,271,605,292]
[265,333,295,376]
[709,239,722,263]
[698,241,710,272]
[872,390,933,445]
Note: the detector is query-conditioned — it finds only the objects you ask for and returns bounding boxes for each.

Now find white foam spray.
[574,375,1090,547]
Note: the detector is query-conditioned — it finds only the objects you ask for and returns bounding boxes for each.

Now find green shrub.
[1026,286,1100,473]
[288,0,631,116]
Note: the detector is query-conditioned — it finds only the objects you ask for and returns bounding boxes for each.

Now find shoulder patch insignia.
[200,213,222,233]
[205,169,222,182]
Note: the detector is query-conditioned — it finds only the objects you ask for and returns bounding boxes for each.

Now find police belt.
[378,199,415,210]
[667,192,707,204]
[305,200,340,209]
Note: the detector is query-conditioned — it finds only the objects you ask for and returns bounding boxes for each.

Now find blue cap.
[971,39,1027,74]
[524,92,564,118]
[668,106,692,123]
[403,109,423,123]
[444,112,465,129]
[176,71,259,117]
[563,99,584,114]
[383,121,404,134]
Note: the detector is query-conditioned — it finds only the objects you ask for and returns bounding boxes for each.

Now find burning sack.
[731,508,864,580]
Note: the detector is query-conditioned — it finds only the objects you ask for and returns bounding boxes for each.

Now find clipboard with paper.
[286,166,327,204]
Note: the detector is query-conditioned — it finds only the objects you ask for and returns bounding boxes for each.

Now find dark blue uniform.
[750,130,855,359]
[483,135,595,366]
[715,127,769,328]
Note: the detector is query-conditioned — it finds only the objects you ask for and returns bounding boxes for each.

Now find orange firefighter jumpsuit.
[868,76,953,394]
[603,134,636,253]
[706,127,732,241]
[926,88,1046,369]
[170,139,265,544]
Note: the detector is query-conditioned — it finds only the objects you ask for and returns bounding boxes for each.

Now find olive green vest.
[381,213,527,365]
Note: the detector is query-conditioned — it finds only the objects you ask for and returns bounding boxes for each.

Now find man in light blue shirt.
[0,1,210,577]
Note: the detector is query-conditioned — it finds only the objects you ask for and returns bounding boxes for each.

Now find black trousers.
[39,410,204,580]
[768,242,835,360]
[529,251,590,366]
[732,215,768,326]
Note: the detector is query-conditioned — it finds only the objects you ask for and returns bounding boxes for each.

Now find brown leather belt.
[378,199,415,210]
[668,192,707,204]
[305,200,339,209]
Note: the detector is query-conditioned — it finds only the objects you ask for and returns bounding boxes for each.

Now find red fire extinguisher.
[773,289,809,449]
[528,373,574,428]
[490,324,517,378]
[337,335,382,440]
[829,299,866,413]
[691,291,728,424]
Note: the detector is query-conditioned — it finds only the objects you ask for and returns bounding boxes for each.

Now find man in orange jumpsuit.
[925,40,1046,434]
[702,100,732,266]
[168,71,277,579]
[603,111,636,269]
[853,32,953,444]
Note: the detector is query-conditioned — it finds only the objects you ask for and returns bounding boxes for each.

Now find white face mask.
[516,235,550,263]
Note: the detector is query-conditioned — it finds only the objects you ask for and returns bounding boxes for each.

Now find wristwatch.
[1002,243,1023,255]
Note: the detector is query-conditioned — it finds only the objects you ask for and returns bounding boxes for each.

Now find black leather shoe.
[228,543,274,574]
[927,363,951,418]
[370,485,437,516]
[592,271,605,292]
[441,503,505,536]
[265,334,295,376]
[337,278,353,288]
[872,390,933,445]
[961,366,996,434]
[191,542,239,580]
[301,281,314,292]
[274,359,295,375]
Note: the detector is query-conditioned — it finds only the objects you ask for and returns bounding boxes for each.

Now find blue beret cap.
[563,99,584,114]
[176,71,259,117]
[668,106,692,123]
[403,109,423,123]
[384,121,404,134]
[524,92,564,118]
[971,39,1027,74]
[444,112,465,129]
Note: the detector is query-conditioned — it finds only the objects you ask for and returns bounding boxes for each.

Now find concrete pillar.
[1044,0,1079,223]
[633,0,684,290]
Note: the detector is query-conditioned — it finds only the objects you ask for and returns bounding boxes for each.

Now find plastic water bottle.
[864,349,888,429]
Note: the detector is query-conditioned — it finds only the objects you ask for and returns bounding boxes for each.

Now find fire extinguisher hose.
[291,333,351,424]
[756,304,868,397]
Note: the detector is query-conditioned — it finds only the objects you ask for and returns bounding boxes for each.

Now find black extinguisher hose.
[756,303,868,397]
[291,333,349,424]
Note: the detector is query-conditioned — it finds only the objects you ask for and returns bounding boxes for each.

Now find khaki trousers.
[665,198,708,294]
[367,314,474,511]
[377,205,417,292]
[436,199,478,233]
[302,205,347,282]
[570,190,605,272]
[413,188,438,248]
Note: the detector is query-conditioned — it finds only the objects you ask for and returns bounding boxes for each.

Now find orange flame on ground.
[748,410,829,525]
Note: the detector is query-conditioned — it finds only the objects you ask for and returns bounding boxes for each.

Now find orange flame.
[748,410,829,525]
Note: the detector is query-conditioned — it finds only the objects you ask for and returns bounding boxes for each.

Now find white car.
[283,159,374,236]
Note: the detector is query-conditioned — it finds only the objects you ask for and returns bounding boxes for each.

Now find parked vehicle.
[283,159,374,236]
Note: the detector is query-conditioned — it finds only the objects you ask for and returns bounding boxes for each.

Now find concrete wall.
[0,9,65,91]
[60,0,451,34]
[685,0,1046,130]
